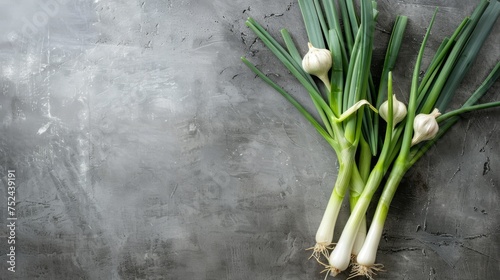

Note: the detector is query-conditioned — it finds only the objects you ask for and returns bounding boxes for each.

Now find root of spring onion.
[348,263,384,280]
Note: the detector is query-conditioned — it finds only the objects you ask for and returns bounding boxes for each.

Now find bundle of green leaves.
[242,0,500,278]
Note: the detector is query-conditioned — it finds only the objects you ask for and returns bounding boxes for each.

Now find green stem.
[332,146,357,200]
[321,0,349,70]
[435,0,499,111]
[329,29,344,117]
[349,164,365,203]
[416,18,468,108]
[339,0,354,53]
[438,101,500,122]
[359,137,372,182]
[375,163,407,223]
[376,15,408,107]
[399,9,438,161]
[298,0,325,48]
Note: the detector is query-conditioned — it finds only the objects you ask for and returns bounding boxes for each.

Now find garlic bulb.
[411,108,441,146]
[379,94,407,126]
[302,42,332,91]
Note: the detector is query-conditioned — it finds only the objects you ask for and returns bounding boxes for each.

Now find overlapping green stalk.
[241,0,500,278]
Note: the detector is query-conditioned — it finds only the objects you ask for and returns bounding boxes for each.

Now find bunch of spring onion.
[241,0,500,278]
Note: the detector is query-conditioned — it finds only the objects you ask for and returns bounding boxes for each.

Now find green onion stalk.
[241,0,500,278]
[351,1,500,278]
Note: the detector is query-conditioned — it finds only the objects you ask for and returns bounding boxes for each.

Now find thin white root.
[316,257,341,279]
[310,259,341,279]
[306,243,340,278]
[306,243,335,261]
[348,263,385,280]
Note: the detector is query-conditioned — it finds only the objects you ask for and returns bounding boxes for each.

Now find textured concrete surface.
[0,0,499,279]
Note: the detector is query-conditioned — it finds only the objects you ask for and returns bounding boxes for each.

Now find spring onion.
[241,0,500,278]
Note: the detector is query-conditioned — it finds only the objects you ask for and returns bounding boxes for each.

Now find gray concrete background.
[0,0,499,279]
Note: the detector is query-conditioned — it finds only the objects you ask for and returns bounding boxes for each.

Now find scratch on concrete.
[479,123,497,152]
[461,119,472,156]
[170,183,179,199]
[447,166,461,184]
[483,157,490,175]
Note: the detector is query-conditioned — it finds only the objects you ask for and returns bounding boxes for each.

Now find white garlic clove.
[411,108,441,146]
[379,94,407,126]
[302,42,332,79]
